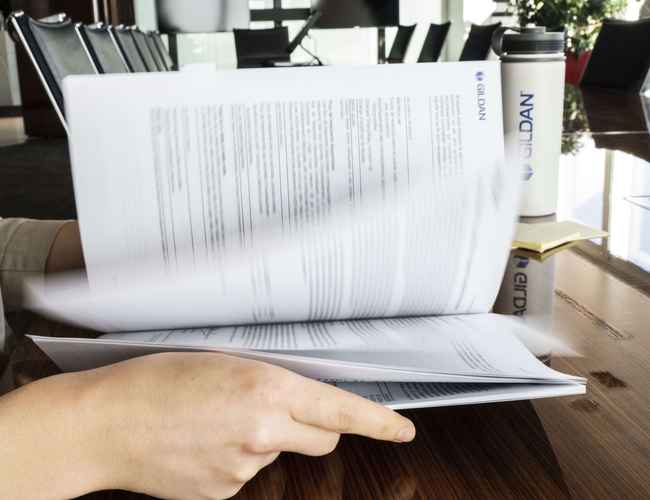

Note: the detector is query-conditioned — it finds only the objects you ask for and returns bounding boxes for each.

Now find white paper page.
[340,381,585,410]
[35,328,585,407]
[101,314,582,382]
[51,62,519,332]
[30,334,585,412]
[30,335,585,386]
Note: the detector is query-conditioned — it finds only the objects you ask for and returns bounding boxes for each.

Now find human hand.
[83,352,415,499]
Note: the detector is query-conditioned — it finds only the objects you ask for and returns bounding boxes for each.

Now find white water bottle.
[492,27,566,217]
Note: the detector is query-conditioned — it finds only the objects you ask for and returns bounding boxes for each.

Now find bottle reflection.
[494,216,557,360]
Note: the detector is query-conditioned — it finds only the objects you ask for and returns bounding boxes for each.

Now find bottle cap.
[492,26,566,56]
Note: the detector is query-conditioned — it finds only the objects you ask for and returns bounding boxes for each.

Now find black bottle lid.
[492,26,566,56]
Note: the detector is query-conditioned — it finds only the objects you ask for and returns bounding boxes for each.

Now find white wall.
[447,0,498,61]
[0,27,21,106]
[400,0,448,62]
[464,0,497,24]
[134,0,238,68]
[134,0,158,31]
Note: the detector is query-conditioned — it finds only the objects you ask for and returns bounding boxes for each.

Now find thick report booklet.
[28,62,585,409]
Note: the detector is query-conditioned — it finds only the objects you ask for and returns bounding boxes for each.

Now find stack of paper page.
[31,314,585,410]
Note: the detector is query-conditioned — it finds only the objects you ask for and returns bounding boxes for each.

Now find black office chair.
[77,23,129,74]
[128,27,162,72]
[418,22,451,63]
[580,18,650,93]
[459,22,501,61]
[7,11,97,132]
[110,25,149,73]
[233,27,290,68]
[387,24,416,63]
[151,31,175,70]
[145,32,169,71]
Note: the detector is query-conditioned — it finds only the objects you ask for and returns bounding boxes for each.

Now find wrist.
[47,370,118,495]
[0,370,118,498]
[71,367,135,493]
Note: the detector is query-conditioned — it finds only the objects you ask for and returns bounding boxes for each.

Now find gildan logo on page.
[475,71,487,121]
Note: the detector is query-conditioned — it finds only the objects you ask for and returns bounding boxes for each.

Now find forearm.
[0,370,109,499]
[0,219,82,313]
[45,221,84,275]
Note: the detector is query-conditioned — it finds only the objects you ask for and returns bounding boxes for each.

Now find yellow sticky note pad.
[512,221,608,253]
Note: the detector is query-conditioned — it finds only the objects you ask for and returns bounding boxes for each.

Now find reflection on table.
[564,85,650,136]
[558,133,650,280]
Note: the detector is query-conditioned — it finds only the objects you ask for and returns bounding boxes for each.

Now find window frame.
[250,0,310,27]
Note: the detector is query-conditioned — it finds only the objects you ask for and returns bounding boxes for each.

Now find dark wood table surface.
[4,87,650,499]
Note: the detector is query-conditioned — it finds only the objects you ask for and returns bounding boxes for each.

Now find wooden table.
[6,88,650,499]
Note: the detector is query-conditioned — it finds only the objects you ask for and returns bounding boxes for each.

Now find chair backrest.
[145,32,169,71]
[233,27,290,68]
[130,27,162,71]
[387,24,416,63]
[77,23,129,74]
[151,32,175,70]
[580,18,650,93]
[110,25,149,72]
[418,22,451,63]
[8,11,97,131]
[459,22,501,61]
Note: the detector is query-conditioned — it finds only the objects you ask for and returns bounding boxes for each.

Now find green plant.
[512,0,629,54]
[562,85,588,155]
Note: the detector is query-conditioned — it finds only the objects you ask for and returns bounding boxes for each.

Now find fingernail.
[395,425,416,443]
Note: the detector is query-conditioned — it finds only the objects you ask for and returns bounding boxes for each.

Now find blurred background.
[1,0,646,111]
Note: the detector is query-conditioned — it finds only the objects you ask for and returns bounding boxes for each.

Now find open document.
[31,61,518,331]
[26,62,585,410]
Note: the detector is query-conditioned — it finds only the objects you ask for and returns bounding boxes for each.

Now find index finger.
[289,378,416,443]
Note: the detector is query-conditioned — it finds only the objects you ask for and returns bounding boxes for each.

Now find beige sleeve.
[0,219,70,313]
